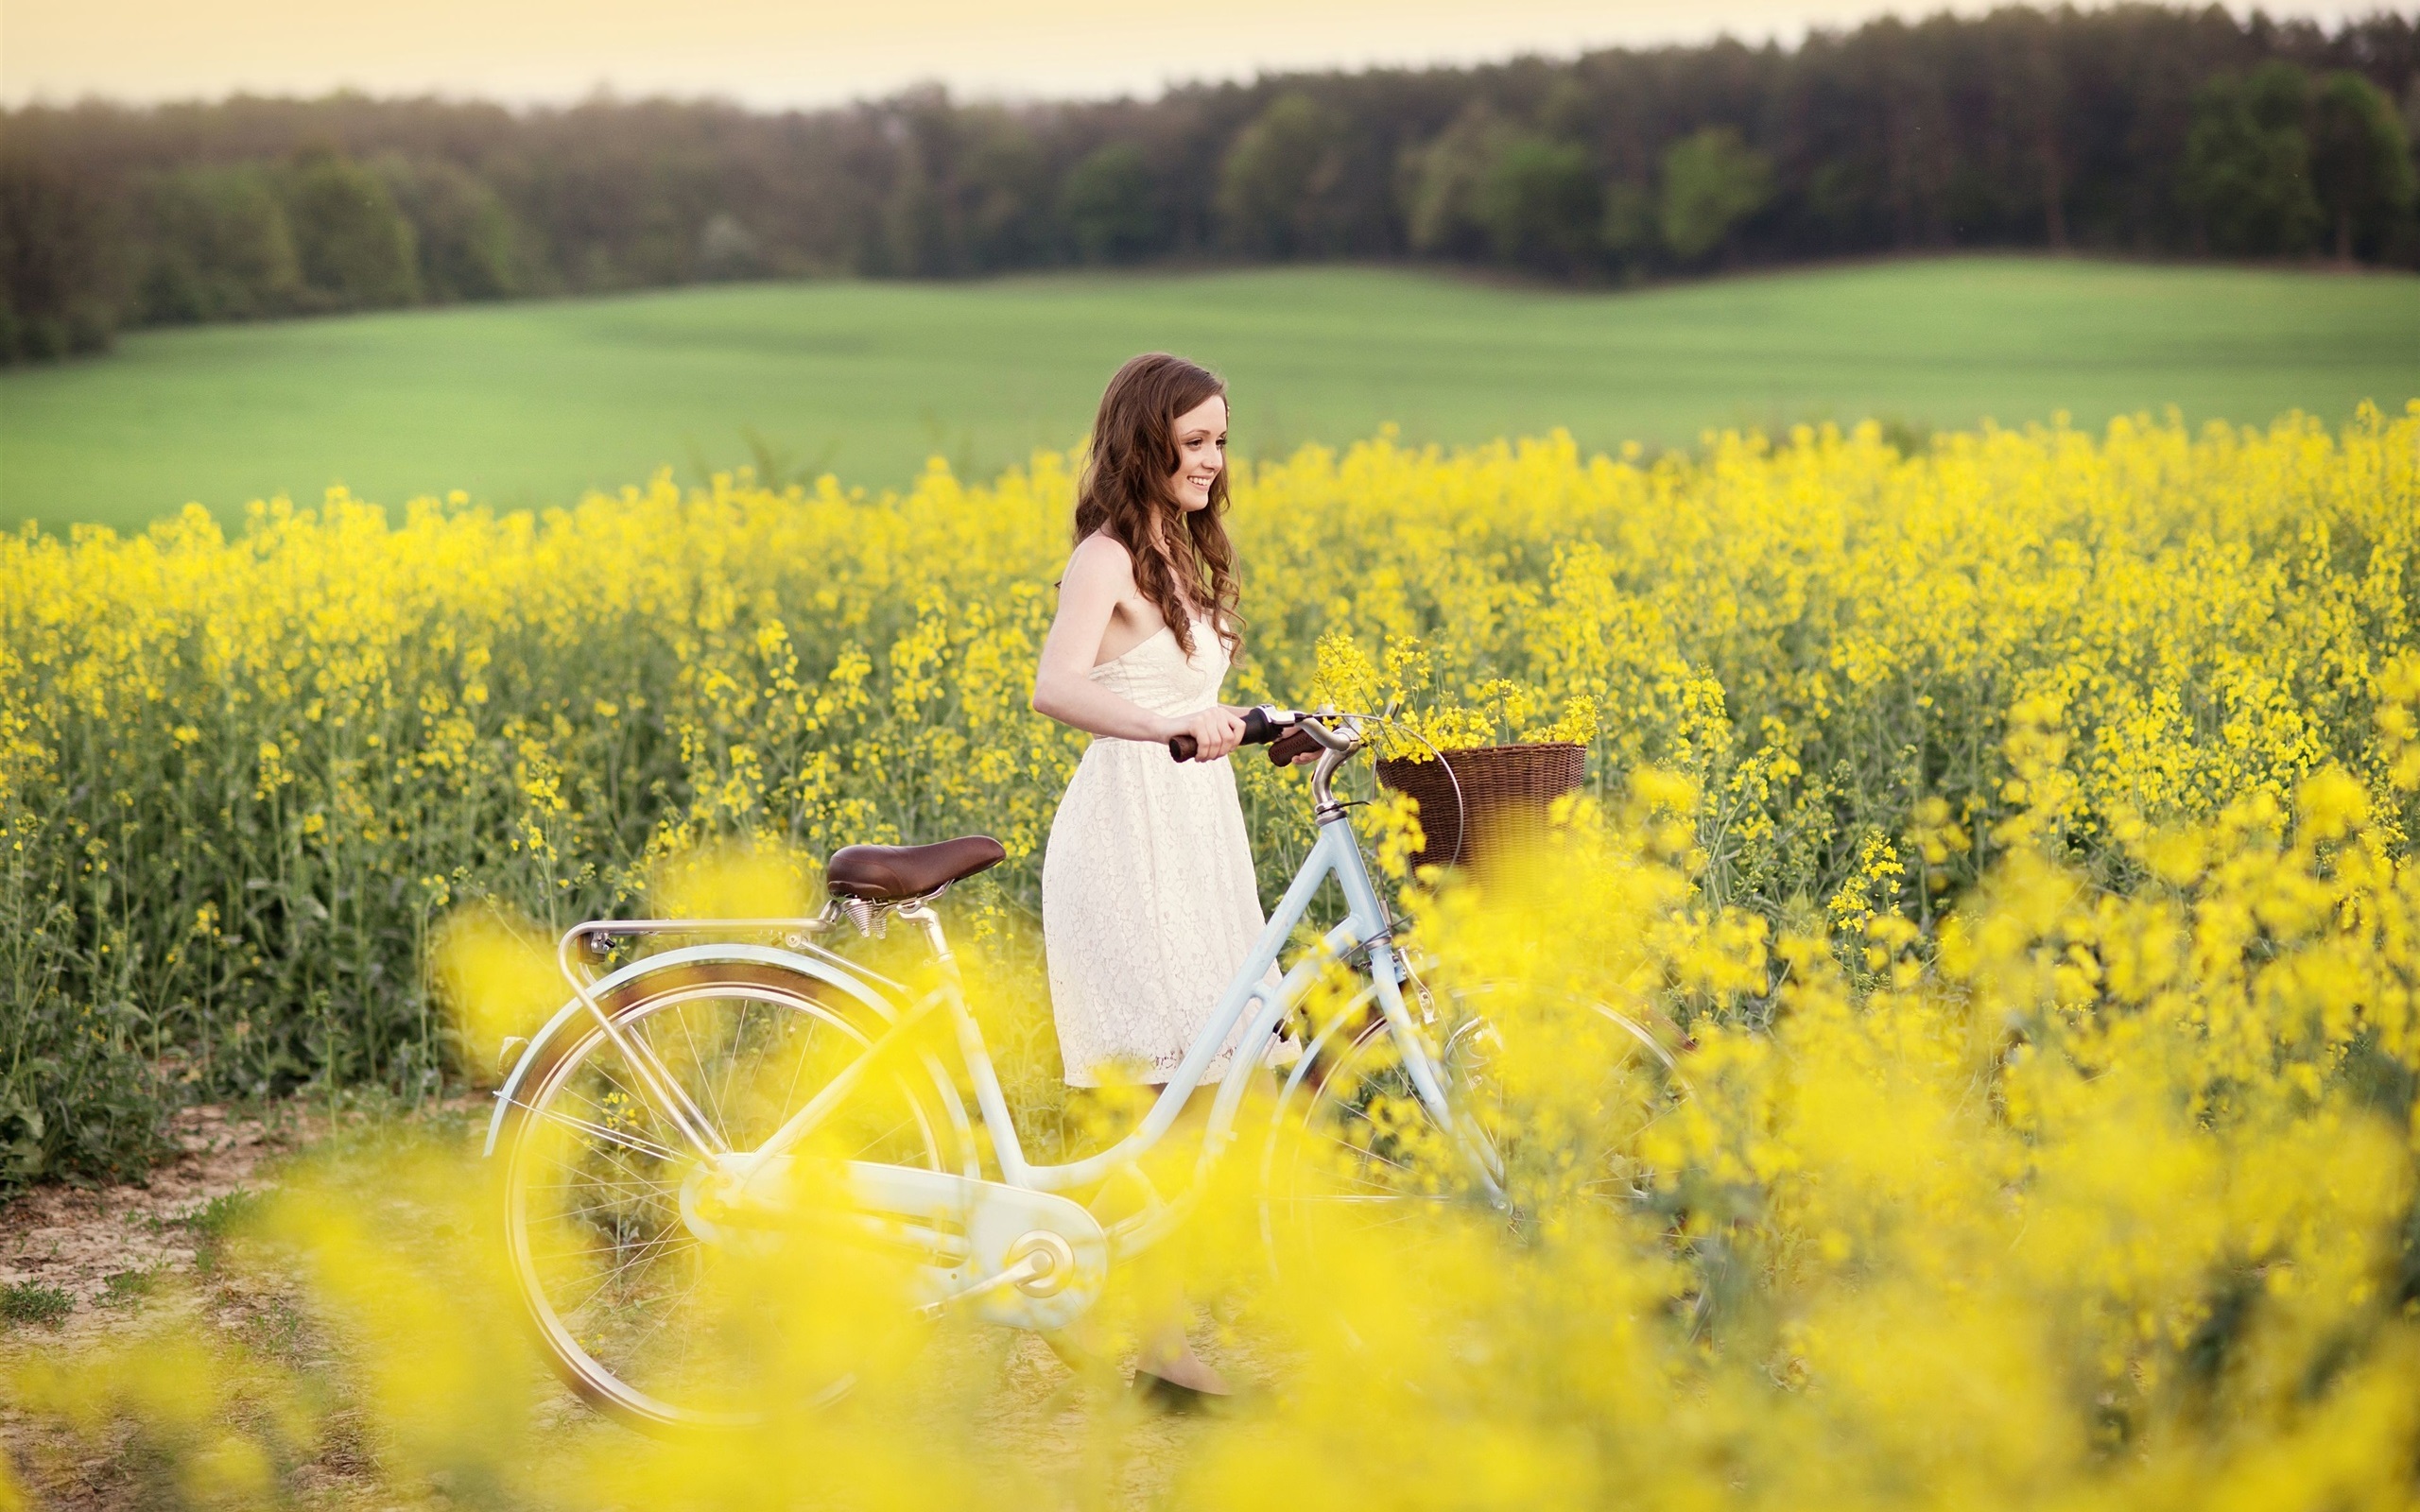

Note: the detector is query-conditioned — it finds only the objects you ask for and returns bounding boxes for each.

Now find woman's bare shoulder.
[1063,531,1136,589]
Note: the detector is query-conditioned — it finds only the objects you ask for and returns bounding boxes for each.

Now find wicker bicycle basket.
[1374,741,1587,871]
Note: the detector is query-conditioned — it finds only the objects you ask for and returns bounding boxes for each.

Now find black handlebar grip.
[1169,706,1280,762]
[1267,724,1321,765]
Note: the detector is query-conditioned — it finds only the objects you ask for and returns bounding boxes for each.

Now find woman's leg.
[1061,1081,1232,1398]
[1131,1084,1229,1396]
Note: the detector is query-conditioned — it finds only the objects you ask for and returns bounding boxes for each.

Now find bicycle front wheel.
[1261,979,1687,1271]
[497,959,963,1432]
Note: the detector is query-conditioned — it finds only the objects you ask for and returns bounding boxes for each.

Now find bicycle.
[485,706,1685,1430]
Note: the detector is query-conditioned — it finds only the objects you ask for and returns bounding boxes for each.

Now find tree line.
[3,4,2415,364]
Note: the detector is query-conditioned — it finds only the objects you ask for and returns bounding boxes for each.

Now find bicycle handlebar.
[1169,704,1466,863]
[1168,705,1289,763]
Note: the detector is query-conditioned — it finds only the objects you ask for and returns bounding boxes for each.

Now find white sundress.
[1041,615,1287,1088]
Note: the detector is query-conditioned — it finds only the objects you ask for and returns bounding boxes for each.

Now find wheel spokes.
[508,977,949,1426]
[1267,993,1694,1275]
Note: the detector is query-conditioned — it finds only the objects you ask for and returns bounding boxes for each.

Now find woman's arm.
[1031,537,1244,759]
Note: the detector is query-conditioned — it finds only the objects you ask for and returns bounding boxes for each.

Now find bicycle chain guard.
[679,1154,1110,1332]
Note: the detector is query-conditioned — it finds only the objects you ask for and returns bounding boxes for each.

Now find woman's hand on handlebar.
[1167,706,1246,763]
[1167,705,1327,764]
[1269,724,1322,765]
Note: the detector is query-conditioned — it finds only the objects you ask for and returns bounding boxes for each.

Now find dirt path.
[0,1105,301,1320]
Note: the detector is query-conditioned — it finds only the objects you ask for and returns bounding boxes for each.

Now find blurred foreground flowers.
[9,738,2418,1508]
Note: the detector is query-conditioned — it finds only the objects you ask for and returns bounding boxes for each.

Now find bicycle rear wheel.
[497,960,963,1431]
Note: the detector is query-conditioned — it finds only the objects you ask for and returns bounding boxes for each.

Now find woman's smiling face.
[1167,394,1228,513]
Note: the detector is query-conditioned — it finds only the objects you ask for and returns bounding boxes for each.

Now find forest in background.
[2,4,2416,364]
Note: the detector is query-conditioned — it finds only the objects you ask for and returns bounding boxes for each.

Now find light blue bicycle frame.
[503,722,1504,1299]
[787,775,1501,1249]
[966,799,1466,1210]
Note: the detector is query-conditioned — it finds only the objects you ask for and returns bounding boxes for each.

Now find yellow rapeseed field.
[4,405,2412,1175]
[3,406,2418,1508]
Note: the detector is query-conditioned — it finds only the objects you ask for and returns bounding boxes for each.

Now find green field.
[4,256,2415,532]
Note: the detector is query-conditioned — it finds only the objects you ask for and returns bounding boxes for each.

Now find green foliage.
[1476,136,1601,274]
[1408,113,1603,273]
[1059,144,1163,265]
[184,1190,266,1243]
[2309,71,2418,262]
[1404,104,1511,261]
[1,1280,74,1326]
[133,164,302,322]
[1599,181,1657,266]
[1218,94,1342,259]
[950,113,1054,273]
[99,1267,160,1306]
[6,7,2418,347]
[879,97,1054,277]
[2180,62,2324,256]
[694,214,763,281]
[375,157,519,301]
[283,148,419,309]
[1659,128,1773,265]
[0,148,117,364]
[0,867,172,1184]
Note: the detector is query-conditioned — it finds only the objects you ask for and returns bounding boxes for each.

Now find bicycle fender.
[481,943,908,1159]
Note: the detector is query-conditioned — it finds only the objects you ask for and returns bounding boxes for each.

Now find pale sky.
[0,0,2376,110]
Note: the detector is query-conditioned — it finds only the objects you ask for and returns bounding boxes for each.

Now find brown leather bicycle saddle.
[824,835,1006,902]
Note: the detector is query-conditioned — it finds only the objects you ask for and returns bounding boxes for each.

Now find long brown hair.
[1073,352,1241,660]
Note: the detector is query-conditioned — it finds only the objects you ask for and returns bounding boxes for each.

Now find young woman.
[1029,352,1300,1402]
